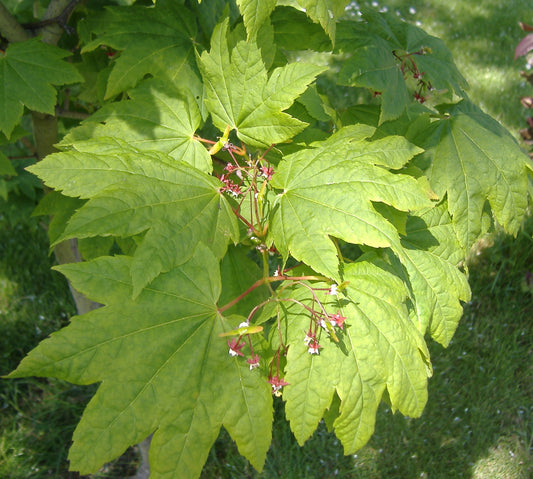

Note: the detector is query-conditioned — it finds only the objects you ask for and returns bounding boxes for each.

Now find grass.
[1,1,532,478]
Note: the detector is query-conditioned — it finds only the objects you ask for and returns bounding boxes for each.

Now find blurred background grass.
[1,0,532,478]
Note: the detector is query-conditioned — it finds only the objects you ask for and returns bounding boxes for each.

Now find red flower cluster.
[219,173,243,197]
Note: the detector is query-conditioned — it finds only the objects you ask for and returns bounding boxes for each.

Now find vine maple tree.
[1,1,531,478]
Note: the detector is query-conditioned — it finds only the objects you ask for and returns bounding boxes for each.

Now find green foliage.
[336,7,468,123]
[79,0,200,99]
[61,80,213,172]
[1,1,531,478]
[198,18,326,146]
[0,38,82,137]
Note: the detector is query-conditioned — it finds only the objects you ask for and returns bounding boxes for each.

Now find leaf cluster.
[1,1,531,478]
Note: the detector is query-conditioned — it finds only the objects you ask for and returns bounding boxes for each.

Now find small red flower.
[219,174,243,197]
[260,166,274,180]
[247,354,261,370]
[228,338,245,357]
[308,339,321,355]
[329,311,346,329]
[414,91,426,103]
[303,330,315,345]
[268,375,289,396]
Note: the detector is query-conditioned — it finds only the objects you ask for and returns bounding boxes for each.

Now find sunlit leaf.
[28,139,239,296]
[198,19,326,147]
[9,246,272,477]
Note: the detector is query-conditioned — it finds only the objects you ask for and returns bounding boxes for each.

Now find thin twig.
[55,107,90,120]
[21,0,81,33]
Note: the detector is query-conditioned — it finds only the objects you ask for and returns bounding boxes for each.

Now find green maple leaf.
[9,246,273,478]
[28,139,239,297]
[198,19,327,147]
[395,203,471,346]
[281,258,429,451]
[337,9,467,123]
[271,7,331,52]
[0,151,16,176]
[60,79,212,173]
[236,0,277,39]
[297,0,351,44]
[80,0,200,99]
[0,38,83,136]
[269,125,434,281]
[414,100,531,250]
[337,35,410,124]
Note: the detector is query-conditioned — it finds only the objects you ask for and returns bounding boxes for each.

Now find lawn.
[1,1,532,478]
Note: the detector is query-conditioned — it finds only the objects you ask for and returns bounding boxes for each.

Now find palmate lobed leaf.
[0,38,83,137]
[27,139,239,297]
[236,0,277,39]
[8,246,272,478]
[281,257,429,452]
[80,0,200,99]
[337,8,468,123]
[198,19,327,147]
[60,79,212,173]
[395,203,471,346]
[413,100,531,251]
[269,125,433,282]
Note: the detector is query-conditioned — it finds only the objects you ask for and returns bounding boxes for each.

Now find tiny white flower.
[308,340,321,355]
[328,284,338,296]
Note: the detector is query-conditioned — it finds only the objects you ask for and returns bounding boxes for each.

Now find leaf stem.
[217,274,330,313]
[262,250,275,295]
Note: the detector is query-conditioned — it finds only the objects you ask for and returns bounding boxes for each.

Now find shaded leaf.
[338,36,410,123]
[0,151,16,176]
[219,245,270,317]
[271,6,331,52]
[80,0,200,99]
[337,10,467,123]
[0,38,83,136]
